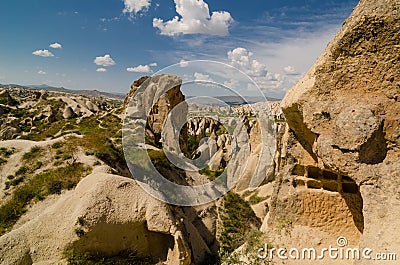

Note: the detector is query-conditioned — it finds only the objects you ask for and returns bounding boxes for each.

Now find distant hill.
[0,83,125,100]
[187,95,281,106]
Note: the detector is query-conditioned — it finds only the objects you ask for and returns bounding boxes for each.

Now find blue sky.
[0,0,358,98]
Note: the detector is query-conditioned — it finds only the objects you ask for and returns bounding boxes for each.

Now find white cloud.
[225,47,292,93]
[179,59,189,67]
[123,0,151,14]
[49,42,62,49]
[283,66,300,75]
[127,65,153,73]
[223,79,240,89]
[32,49,54,57]
[153,0,233,36]
[149,62,158,67]
[227,47,268,77]
[96,68,107,72]
[37,70,46,75]
[194,72,214,82]
[94,54,116,67]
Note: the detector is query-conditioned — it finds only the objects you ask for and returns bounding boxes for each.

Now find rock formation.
[0,90,18,106]
[124,74,188,152]
[63,106,77,119]
[262,0,400,263]
[0,172,190,264]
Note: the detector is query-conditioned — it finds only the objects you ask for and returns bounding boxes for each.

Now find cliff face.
[265,0,400,263]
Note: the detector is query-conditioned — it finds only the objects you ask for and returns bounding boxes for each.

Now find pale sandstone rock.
[263,0,400,264]
[0,173,190,265]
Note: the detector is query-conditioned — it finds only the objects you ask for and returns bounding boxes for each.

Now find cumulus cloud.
[227,48,268,77]
[32,49,54,57]
[283,66,300,75]
[37,70,46,75]
[179,59,189,67]
[194,72,214,82]
[149,62,158,67]
[226,47,293,93]
[223,79,240,89]
[153,0,233,36]
[123,0,151,14]
[127,65,153,73]
[94,54,116,67]
[96,68,107,72]
[49,42,62,49]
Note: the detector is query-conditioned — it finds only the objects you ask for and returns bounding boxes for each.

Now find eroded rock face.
[265,0,400,263]
[125,75,188,152]
[63,106,77,119]
[0,172,190,265]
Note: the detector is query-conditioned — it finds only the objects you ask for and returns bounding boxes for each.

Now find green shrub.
[4,177,24,190]
[16,166,28,175]
[0,147,15,158]
[22,146,41,160]
[63,154,73,160]
[248,194,267,205]
[11,176,24,186]
[85,150,97,156]
[66,250,154,265]
[54,160,63,166]
[74,228,85,237]
[76,216,86,226]
[6,175,14,180]
[198,166,224,181]
[51,142,63,149]
[33,161,43,171]
[219,192,261,254]
[47,180,62,194]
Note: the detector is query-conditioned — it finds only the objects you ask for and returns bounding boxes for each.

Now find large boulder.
[63,106,77,119]
[264,0,400,264]
[125,75,188,152]
[0,172,191,264]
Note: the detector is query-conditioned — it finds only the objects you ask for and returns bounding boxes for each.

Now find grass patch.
[66,250,154,265]
[23,118,71,141]
[219,192,261,254]
[4,176,25,190]
[198,166,224,181]
[63,115,126,174]
[85,150,98,156]
[277,215,292,235]
[22,146,42,161]
[51,142,63,149]
[0,163,91,235]
[47,180,63,194]
[248,194,268,205]
[63,154,73,160]
[16,166,28,175]
[0,147,15,158]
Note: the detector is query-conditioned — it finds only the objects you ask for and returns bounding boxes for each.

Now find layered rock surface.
[263,0,400,264]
